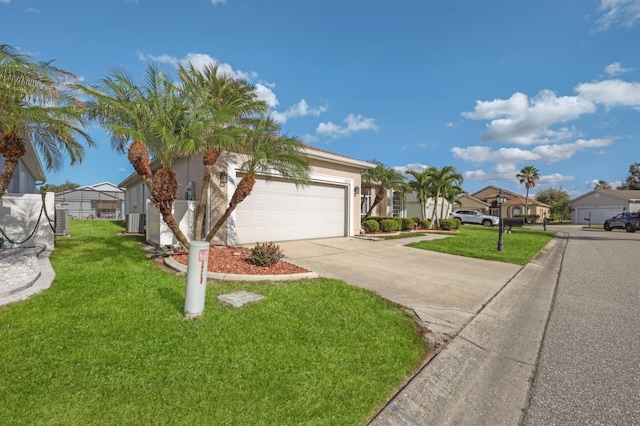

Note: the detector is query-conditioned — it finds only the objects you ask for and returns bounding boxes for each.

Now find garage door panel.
[576,207,622,224]
[234,178,347,244]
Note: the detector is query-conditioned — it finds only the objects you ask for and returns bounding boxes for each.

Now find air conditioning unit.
[55,209,69,236]
[126,213,146,233]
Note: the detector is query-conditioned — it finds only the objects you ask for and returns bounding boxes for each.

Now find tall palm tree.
[406,168,434,220]
[361,161,405,222]
[0,44,94,196]
[429,166,463,227]
[205,115,310,242]
[177,63,269,240]
[516,165,540,216]
[81,64,203,249]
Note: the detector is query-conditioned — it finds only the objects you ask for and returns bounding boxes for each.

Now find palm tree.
[406,168,434,220]
[429,166,463,228]
[81,64,203,249]
[0,44,94,196]
[440,181,465,220]
[361,161,405,222]
[516,165,540,216]
[177,63,269,240]
[204,115,310,242]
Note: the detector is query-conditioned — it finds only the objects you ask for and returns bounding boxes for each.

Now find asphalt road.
[522,226,640,425]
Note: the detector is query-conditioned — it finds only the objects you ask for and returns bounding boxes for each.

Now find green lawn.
[409,225,555,265]
[0,221,427,425]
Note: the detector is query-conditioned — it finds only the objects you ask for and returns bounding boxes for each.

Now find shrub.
[362,219,379,233]
[380,219,400,232]
[401,218,415,231]
[452,218,462,229]
[418,219,430,229]
[439,219,457,231]
[249,242,284,267]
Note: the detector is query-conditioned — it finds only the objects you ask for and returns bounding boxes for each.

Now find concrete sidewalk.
[280,233,566,425]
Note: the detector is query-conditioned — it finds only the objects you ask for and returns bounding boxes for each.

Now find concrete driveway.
[278,235,522,340]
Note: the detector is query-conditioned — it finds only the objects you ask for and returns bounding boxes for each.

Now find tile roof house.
[457,185,550,222]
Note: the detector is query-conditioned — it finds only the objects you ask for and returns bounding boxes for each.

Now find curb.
[164,256,319,281]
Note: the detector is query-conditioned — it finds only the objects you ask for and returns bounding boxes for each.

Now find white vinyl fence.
[146,200,197,247]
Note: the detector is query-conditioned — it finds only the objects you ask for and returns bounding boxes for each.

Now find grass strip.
[408,225,554,265]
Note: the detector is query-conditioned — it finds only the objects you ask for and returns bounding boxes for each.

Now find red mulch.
[171,246,310,275]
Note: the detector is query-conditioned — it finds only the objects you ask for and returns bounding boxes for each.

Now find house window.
[513,207,522,216]
[392,192,404,217]
[360,186,373,216]
[360,194,371,216]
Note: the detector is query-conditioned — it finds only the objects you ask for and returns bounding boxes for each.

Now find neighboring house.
[571,189,640,225]
[55,182,125,220]
[0,138,54,249]
[458,186,550,222]
[394,191,454,221]
[119,147,374,246]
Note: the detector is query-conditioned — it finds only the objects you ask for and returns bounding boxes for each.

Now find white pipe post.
[183,241,210,319]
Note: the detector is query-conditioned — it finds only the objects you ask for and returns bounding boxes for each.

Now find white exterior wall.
[146,200,197,247]
[0,193,54,250]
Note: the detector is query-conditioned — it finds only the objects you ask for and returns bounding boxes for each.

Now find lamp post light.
[496,189,506,252]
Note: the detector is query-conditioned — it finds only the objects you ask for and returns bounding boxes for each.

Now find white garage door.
[234,178,347,244]
[576,207,623,225]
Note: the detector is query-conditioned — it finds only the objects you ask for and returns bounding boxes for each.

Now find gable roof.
[471,185,521,200]
[571,189,640,203]
[118,147,374,188]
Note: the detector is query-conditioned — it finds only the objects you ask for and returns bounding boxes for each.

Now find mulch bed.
[171,246,310,275]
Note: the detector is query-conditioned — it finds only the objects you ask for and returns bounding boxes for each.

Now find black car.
[603,212,640,233]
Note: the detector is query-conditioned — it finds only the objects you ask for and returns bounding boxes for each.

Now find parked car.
[603,212,640,232]
[449,210,499,227]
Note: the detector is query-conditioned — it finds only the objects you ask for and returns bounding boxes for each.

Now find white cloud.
[211,0,226,4]
[596,0,640,30]
[462,90,596,145]
[575,79,640,109]
[463,167,574,186]
[0,0,11,4]
[605,61,634,76]
[451,138,614,165]
[26,7,39,13]
[316,113,379,139]
[272,99,328,124]
[138,51,278,108]
[394,163,429,174]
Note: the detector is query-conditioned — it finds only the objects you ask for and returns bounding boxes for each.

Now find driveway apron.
[278,235,522,340]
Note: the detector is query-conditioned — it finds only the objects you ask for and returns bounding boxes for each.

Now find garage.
[234,177,347,244]
[575,207,622,225]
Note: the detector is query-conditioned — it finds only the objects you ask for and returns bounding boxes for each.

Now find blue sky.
[2,0,639,197]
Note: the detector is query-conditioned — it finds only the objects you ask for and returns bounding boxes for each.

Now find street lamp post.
[497,189,506,252]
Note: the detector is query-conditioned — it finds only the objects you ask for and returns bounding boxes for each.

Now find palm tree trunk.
[194,149,222,240]
[151,168,189,250]
[0,132,27,197]
[0,156,20,196]
[430,190,441,228]
[524,189,530,223]
[205,174,256,243]
[363,190,384,222]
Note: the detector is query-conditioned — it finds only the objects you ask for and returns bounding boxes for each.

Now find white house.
[119,147,375,247]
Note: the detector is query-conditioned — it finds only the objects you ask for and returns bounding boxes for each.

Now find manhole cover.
[217,291,264,308]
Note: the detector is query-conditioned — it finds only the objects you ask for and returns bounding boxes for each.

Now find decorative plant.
[249,242,284,267]
[363,219,379,233]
